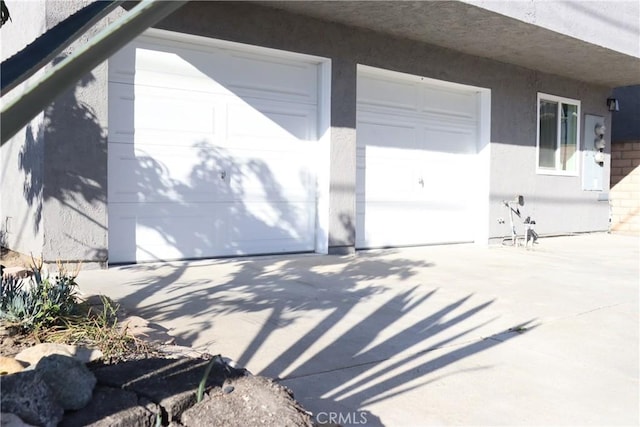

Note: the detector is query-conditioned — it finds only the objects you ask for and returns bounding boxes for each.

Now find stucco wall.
[0,0,47,255]
[0,1,116,266]
[3,1,616,263]
[154,1,612,243]
[466,0,640,58]
[40,1,111,266]
[488,75,612,238]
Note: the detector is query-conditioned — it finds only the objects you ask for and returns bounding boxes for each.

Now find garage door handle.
[220,171,227,180]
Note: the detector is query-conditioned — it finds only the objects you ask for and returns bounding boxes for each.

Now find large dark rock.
[60,386,159,427]
[92,357,244,423]
[0,412,37,427]
[0,370,64,427]
[36,354,97,410]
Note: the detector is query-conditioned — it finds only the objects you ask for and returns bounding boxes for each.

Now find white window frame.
[536,93,581,176]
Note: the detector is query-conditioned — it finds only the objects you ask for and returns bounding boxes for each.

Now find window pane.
[560,103,578,171]
[539,100,557,168]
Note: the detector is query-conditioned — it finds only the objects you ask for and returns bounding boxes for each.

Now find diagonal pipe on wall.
[1,0,124,97]
[0,0,188,145]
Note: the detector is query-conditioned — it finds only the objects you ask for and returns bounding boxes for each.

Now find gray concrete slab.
[78,233,639,426]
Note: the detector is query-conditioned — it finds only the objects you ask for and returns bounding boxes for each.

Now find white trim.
[474,89,492,245]
[358,64,484,94]
[536,92,581,177]
[315,60,332,254]
[143,28,328,64]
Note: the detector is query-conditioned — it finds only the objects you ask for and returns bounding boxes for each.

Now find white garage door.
[108,31,325,263]
[356,66,480,248]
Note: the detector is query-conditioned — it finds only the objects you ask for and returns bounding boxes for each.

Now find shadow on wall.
[18,124,43,235]
[109,139,312,263]
[111,254,536,426]
[327,212,356,250]
[16,42,323,264]
[18,65,108,262]
[107,41,323,264]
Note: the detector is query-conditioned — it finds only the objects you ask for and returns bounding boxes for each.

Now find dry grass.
[33,296,159,364]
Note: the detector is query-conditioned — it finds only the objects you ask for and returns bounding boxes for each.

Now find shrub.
[0,258,80,332]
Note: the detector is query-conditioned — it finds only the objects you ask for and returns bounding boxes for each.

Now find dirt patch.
[0,331,36,358]
[0,246,30,269]
[182,375,314,426]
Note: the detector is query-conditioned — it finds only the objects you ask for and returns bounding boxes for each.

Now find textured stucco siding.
[38,1,124,266]
[154,1,612,243]
[2,1,618,264]
[0,1,119,266]
[488,74,612,239]
[465,0,640,58]
[0,1,47,255]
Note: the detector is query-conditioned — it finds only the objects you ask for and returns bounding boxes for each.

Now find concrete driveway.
[79,233,639,426]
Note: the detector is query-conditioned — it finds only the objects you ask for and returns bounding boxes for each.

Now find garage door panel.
[423,127,477,154]
[356,67,478,249]
[226,201,316,255]
[110,142,316,205]
[226,101,316,142]
[421,86,477,118]
[108,202,225,263]
[109,83,219,145]
[134,46,232,93]
[361,203,473,247]
[136,90,215,135]
[357,119,417,150]
[364,153,423,202]
[109,32,322,263]
[228,52,318,104]
[135,66,232,97]
[358,75,419,110]
[109,143,232,204]
[228,150,315,201]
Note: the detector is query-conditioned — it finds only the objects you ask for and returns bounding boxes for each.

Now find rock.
[1,267,32,279]
[0,370,64,427]
[15,343,103,366]
[120,316,176,345]
[158,345,207,359]
[93,357,243,422]
[0,325,20,337]
[180,376,314,427]
[0,412,37,427]
[59,386,159,427]
[0,356,27,375]
[35,354,97,410]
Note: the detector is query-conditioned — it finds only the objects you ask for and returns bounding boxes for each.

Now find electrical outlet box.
[582,114,605,191]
